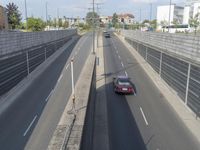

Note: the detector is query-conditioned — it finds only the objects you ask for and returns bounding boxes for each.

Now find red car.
[113,76,136,95]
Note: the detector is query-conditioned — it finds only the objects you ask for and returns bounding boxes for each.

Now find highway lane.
[0,33,92,150]
[103,32,200,150]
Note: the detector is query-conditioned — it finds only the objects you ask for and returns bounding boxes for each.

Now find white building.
[157,4,184,30]
[183,0,200,24]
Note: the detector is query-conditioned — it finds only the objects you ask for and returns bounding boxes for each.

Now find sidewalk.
[115,33,200,144]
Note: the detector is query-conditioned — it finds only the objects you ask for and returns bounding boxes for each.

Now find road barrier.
[122,30,200,63]
[124,35,200,116]
[0,36,75,96]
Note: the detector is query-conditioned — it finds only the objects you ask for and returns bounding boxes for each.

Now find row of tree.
[5,2,70,31]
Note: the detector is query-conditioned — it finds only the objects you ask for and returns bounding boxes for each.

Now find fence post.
[185,63,191,105]
[26,51,30,75]
[159,52,163,76]
[145,46,148,60]
[44,47,47,60]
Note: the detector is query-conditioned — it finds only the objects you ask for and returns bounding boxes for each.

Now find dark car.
[113,76,136,95]
[105,33,110,38]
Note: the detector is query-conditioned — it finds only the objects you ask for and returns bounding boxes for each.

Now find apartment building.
[157,4,184,30]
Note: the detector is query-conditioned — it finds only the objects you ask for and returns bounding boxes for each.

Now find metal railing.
[0,37,71,96]
[125,37,200,116]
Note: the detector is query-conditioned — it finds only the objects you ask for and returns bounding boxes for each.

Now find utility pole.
[96,3,103,48]
[168,0,172,32]
[25,0,28,31]
[92,0,95,54]
[46,2,48,30]
[57,8,59,30]
[150,3,152,21]
[46,2,48,23]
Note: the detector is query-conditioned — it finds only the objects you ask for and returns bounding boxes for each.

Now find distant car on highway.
[105,33,110,38]
[113,76,136,95]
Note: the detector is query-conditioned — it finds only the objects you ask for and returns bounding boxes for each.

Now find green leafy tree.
[27,17,45,31]
[63,20,69,28]
[86,12,98,27]
[189,13,200,34]
[58,18,62,28]
[6,2,22,29]
[112,13,118,28]
[53,18,57,27]
[150,19,157,30]
[171,18,180,31]
[160,20,168,32]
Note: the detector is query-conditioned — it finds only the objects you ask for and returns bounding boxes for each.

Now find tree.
[150,19,157,30]
[27,17,45,31]
[189,13,200,34]
[112,13,118,28]
[86,12,98,27]
[6,2,22,29]
[53,18,57,27]
[160,20,168,32]
[63,20,69,28]
[171,18,179,31]
[58,18,62,28]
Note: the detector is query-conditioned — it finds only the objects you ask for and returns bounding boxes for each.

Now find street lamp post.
[92,0,95,54]
[24,0,28,31]
[168,0,172,32]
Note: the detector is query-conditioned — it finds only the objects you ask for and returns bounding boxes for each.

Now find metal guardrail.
[125,37,200,116]
[0,37,72,96]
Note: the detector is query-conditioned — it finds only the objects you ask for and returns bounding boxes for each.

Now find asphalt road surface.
[0,33,92,150]
[102,32,200,150]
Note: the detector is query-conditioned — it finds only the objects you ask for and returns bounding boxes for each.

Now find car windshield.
[118,78,130,85]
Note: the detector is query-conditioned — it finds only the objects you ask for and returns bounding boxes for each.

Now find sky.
[1,0,185,22]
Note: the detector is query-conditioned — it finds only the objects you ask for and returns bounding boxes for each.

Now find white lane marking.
[121,62,124,67]
[45,90,53,102]
[140,107,149,126]
[58,74,63,83]
[125,71,128,76]
[23,115,37,136]
[118,55,121,59]
[66,64,69,70]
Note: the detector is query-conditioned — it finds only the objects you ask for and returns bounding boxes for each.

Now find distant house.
[99,13,134,25]
[0,5,8,30]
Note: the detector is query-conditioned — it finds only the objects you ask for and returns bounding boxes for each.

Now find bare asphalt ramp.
[101,32,200,150]
[0,33,92,150]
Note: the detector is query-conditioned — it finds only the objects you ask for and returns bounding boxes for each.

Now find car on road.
[105,33,110,38]
[113,76,136,95]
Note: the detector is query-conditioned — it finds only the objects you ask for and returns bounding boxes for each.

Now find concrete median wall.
[122,30,200,63]
[0,29,77,56]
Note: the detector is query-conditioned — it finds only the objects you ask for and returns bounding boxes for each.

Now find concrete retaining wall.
[0,29,76,55]
[122,30,200,63]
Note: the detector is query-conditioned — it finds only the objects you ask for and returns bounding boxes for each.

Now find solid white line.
[66,64,69,70]
[58,74,63,83]
[121,62,124,67]
[23,115,37,136]
[45,90,53,102]
[125,71,128,76]
[140,107,149,126]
